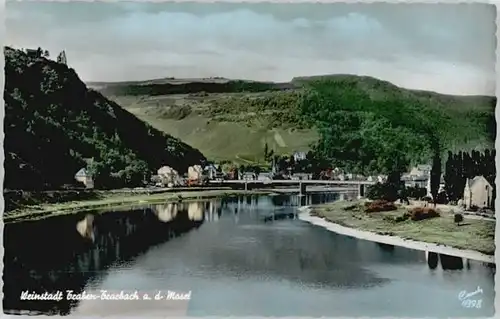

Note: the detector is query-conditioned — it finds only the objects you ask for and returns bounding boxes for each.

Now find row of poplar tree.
[443,149,496,204]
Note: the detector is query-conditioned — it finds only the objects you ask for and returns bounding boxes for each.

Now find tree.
[43,50,50,58]
[471,150,480,177]
[444,151,454,201]
[297,79,442,185]
[430,138,442,207]
[289,154,296,172]
[263,142,269,161]
[4,46,206,191]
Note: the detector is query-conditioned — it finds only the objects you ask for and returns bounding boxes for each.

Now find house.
[203,164,223,180]
[377,175,387,183]
[157,166,179,187]
[409,164,431,177]
[257,172,273,182]
[74,168,94,189]
[150,175,163,187]
[227,168,238,180]
[204,164,218,180]
[401,174,411,187]
[367,175,386,184]
[352,174,365,181]
[241,172,256,181]
[332,167,342,174]
[188,165,203,181]
[463,176,493,210]
[292,173,312,180]
[293,151,307,162]
[404,175,428,188]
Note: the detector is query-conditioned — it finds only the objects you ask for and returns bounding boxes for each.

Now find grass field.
[309,200,495,255]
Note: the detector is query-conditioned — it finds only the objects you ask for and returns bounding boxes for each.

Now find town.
[72,148,495,217]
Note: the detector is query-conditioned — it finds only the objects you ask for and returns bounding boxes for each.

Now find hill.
[4,47,206,190]
[91,75,496,165]
[87,77,297,96]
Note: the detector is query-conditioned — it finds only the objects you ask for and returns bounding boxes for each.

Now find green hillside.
[106,91,318,164]
[4,47,206,190]
[92,75,495,165]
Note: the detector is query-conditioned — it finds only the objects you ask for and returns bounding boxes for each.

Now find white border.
[0,0,498,318]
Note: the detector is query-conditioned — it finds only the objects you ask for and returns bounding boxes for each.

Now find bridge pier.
[244,181,248,192]
[300,195,307,207]
[358,184,365,199]
[299,182,306,196]
[426,251,439,269]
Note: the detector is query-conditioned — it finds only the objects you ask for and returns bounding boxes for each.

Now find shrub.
[382,213,409,223]
[435,191,449,204]
[408,207,440,221]
[366,182,399,202]
[454,213,464,224]
[365,199,395,207]
[343,203,359,211]
[383,215,394,222]
[364,200,397,213]
[406,186,427,199]
[159,105,192,120]
[394,213,410,222]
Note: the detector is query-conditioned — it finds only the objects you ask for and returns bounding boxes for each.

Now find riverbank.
[4,188,275,223]
[5,186,234,211]
[298,200,495,264]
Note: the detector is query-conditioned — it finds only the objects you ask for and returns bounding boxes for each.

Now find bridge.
[209,179,376,197]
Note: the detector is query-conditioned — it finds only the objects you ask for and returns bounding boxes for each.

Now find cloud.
[5,2,496,95]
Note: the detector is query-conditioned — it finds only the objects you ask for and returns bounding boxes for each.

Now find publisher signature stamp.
[458,286,483,309]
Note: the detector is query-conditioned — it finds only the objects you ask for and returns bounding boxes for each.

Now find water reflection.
[377,243,395,253]
[427,251,439,269]
[425,252,480,271]
[153,203,178,223]
[151,201,209,223]
[4,207,203,315]
[76,214,95,242]
[3,192,495,317]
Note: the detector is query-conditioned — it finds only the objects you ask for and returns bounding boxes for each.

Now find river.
[3,192,495,317]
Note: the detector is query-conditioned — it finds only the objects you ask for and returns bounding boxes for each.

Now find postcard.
[3,1,496,317]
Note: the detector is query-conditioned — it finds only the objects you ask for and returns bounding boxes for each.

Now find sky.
[5,2,497,96]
